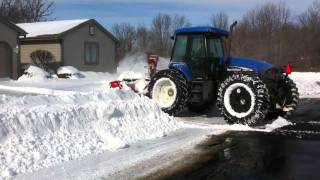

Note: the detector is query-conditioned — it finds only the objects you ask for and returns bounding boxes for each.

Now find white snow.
[18,65,50,82]
[117,53,170,80]
[16,128,218,180]
[117,53,149,80]
[17,19,89,38]
[0,91,181,178]
[57,66,79,75]
[57,66,82,79]
[182,117,291,133]
[290,72,320,98]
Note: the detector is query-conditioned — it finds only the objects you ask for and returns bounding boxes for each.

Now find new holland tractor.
[147,22,299,126]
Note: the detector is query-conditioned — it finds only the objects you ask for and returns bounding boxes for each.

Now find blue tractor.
[148,22,299,126]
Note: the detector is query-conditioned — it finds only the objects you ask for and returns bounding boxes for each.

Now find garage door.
[0,42,11,78]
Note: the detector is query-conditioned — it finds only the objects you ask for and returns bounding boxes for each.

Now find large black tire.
[217,73,270,126]
[279,77,299,118]
[148,69,189,116]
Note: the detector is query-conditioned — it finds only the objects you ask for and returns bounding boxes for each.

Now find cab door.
[186,34,207,79]
[206,36,225,80]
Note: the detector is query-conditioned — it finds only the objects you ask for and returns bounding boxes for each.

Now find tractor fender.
[227,57,275,73]
[168,63,193,81]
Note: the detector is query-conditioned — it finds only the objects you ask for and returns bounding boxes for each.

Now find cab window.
[190,35,206,58]
[172,35,188,62]
[207,38,224,58]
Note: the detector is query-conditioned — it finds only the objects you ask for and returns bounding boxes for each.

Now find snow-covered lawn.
[0,55,317,179]
[290,72,320,98]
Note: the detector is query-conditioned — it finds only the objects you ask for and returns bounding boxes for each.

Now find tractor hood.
[226,57,275,72]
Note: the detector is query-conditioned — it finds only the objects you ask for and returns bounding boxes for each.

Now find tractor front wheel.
[148,69,189,116]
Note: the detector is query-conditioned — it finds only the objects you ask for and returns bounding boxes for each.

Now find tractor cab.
[170,26,229,81]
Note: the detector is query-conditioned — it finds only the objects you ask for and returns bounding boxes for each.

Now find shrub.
[30,50,55,70]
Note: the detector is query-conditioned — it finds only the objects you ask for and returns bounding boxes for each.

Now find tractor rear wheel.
[278,77,299,118]
[217,73,270,126]
[148,69,189,116]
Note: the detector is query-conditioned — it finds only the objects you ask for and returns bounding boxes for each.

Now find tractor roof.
[175,26,229,37]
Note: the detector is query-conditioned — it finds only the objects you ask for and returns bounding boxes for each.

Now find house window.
[84,42,99,65]
[89,26,95,36]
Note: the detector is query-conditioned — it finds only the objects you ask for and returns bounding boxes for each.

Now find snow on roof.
[17,19,90,38]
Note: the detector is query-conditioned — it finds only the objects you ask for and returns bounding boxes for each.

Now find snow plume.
[117,53,170,80]
[117,53,149,80]
[0,90,181,178]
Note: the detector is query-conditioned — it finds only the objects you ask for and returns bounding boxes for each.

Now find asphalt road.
[142,98,320,180]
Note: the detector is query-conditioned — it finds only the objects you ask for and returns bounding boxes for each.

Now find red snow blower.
[110,54,159,92]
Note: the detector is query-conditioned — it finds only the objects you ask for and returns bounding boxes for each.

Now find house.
[0,18,26,79]
[17,19,118,73]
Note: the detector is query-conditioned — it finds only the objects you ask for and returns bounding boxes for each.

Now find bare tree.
[150,14,172,56]
[211,12,229,30]
[298,0,320,70]
[171,14,191,33]
[299,1,320,28]
[0,0,54,23]
[112,23,137,60]
[233,2,292,65]
[136,24,149,52]
[149,14,191,57]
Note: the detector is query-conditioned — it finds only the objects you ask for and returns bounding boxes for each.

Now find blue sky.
[53,0,315,29]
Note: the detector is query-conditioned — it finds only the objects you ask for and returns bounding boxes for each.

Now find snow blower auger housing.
[148,22,299,126]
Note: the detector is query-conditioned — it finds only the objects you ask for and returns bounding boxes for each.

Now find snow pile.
[57,66,83,79]
[18,65,50,82]
[290,72,320,98]
[57,66,79,75]
[17,19,89,38]
[0,91,181,178]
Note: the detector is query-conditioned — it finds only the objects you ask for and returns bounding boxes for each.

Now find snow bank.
[57,66,83,79]
[0,90,181,178]
[182,117,292,133]
[18,65,50,82]
[290,72,320,98]
[57,66,79,75]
